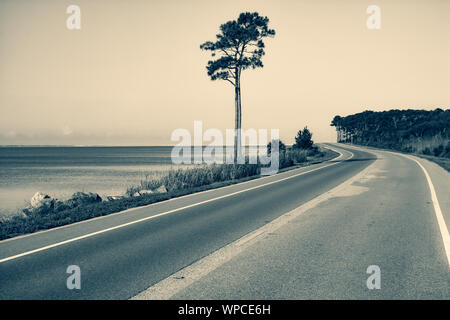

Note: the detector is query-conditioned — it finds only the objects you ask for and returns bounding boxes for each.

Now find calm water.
[0,146,182,217]
[0,146,264,217]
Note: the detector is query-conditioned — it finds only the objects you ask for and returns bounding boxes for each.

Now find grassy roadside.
[343,143,450,172]
[0,146,339,241]
[414,154,450,172]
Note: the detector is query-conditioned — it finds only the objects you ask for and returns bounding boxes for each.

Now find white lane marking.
[0,148,352,264]
[0,145,344,244]
[131,149,373,300]
[336,144,450,267]
[398,154,450,267]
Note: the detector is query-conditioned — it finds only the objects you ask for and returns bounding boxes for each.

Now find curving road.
[0,144,448,299]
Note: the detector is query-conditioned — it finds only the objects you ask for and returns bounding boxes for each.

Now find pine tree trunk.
[234,69,242,163]
[234,86,238,162]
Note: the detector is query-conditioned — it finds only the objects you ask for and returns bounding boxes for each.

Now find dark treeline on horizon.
[331,108,450,158]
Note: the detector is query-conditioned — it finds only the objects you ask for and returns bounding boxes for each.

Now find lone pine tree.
[200,12,275,161]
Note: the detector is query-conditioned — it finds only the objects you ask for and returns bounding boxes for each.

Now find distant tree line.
[330,109,450,157]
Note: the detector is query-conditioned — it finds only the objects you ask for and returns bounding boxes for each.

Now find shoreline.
[0,147,339,240]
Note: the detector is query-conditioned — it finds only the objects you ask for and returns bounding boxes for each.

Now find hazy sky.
[0,0,449,145]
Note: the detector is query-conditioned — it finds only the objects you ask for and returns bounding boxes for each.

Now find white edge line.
[397,153,450,267]
[338,143,450,268]
[131,148,371,300]
[0,145,344,244]
[0,147,351,263]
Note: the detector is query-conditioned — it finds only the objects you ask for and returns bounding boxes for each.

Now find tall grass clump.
[128,147,319,196]
[288,149,308,163]
[127,163,262,196]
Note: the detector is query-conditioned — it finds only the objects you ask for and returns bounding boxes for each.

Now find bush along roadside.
[0,146,338,240]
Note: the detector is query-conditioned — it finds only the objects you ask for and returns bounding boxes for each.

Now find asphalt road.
[168,145,450,299]
[1,144,448,299]
[0,144,369,299]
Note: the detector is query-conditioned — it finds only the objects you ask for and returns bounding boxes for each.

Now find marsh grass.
[127,149,314,196]
[126,163,262,196]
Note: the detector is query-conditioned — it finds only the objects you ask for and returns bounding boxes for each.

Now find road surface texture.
[1,144,448,299]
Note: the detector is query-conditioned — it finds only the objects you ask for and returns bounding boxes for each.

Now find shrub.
[422,147,431,155]
[293,127,314,150]
[267,139,287,154]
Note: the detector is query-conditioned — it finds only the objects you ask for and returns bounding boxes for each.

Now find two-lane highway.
[164,145,450,299]
[0,145,376,299]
